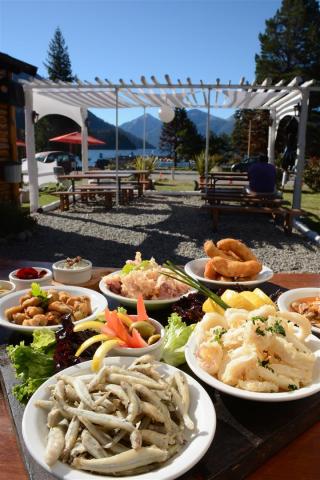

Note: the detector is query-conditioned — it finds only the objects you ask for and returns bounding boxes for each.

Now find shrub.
[194,151,216,177]
[0,203,37,238]
[304,157,320,192]
[134,156,158,173]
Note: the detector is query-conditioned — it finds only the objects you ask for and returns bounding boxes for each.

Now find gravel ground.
[1,195,319,272]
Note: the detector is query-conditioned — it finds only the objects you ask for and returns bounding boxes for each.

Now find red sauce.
[15,267,47,280]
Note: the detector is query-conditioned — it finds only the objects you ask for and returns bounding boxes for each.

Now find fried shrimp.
[217,238,258,262]
[211,256,262,278]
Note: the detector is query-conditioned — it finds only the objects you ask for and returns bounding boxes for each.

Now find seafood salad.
[5,283,92,326]
[105,252,190,300]
[194,305,315,393]
[36,355,195,475]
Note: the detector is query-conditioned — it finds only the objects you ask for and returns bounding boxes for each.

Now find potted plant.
[194,152,215,189]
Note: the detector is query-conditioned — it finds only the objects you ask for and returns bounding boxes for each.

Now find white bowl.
[22,357,216,480]
[52,259,92,285]
[277,288,320,335]
[99,272,190,311]
[185,331,320,402]
[185,257,273,287]
[9,267,52,291]
[0,285,108,332]
[111,318,165,360]
[0,280,16,298]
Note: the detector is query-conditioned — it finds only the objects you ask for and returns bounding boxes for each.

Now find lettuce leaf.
[121,260,151,275]
[162,313,195,367]
[31,282,49,308]
[7,330,56,404]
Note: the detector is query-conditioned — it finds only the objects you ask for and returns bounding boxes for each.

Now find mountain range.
[121,109,235,149]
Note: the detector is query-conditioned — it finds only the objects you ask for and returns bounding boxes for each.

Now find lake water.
[88,148,164,165]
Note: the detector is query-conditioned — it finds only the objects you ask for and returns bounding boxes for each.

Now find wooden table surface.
[0,259,319,480]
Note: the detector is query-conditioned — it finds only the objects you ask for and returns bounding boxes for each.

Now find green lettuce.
[7,329,56,404]
[121,260,151,275]
[162,313,196,367]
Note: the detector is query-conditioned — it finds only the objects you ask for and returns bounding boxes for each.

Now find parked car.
[21,151,77,186]
[231,156,260,172]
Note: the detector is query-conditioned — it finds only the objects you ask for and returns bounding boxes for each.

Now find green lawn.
[283,188,320,233]
[155,181,194,191]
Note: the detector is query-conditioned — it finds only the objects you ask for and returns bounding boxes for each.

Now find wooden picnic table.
[208,171,249,189]
[0,258,319,479]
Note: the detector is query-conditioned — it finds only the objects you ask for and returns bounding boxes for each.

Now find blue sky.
[0,0,281,125]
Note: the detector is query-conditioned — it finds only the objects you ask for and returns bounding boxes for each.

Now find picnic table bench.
[203,189,305,234]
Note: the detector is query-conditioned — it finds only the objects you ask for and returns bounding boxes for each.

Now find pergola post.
[204,88,211,190]
[115,87,119,207]
[81,108,88,172]
[24,88,39,213]
[267,109,276,164]
[143,107,146,156]
[292,90,309,209]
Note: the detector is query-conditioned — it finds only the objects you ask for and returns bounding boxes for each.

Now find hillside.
[120,109,235,148]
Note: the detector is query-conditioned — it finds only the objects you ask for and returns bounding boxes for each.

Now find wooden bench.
[52,190,114,211]
[208,204,305,234]
[78,185,135,204]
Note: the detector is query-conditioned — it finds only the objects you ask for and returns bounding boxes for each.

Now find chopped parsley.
[213,328,227,344]
[288,384,298,391]
[258,359,274,372]
[255,326,265,336]
[267,320,286,336]
[251,316,267,324]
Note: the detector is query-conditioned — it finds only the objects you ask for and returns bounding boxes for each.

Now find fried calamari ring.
[204,259,219,280]
[211,256,262,278]
[217,238,258,262]
[204,240,238,260]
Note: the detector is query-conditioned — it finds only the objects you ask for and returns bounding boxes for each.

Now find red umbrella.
[49,131,106,145]
[16,140,26,147]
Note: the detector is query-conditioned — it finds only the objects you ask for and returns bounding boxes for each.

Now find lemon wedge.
[221,289,255,310]
[239,291,266,309]
[75,334,111,357]
[253,288,275,306]
[73,321,104,333]
[91,339,121,372]
[202,298,225,315]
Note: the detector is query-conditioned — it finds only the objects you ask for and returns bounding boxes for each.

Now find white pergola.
[22,75,318,212]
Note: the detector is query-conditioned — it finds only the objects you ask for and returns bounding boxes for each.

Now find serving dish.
[0,280,16,298]
[9,267,52,291]
[52,259,92,285]
[0,285,108,332]
[185,258,273,287]
[22,356,216,480]
[99,272,189,311]
[110,317,165,360]
[185,331,320,402]
[278,287,320,335]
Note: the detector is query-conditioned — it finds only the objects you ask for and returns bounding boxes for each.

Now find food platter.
[99,273,188,311]
[185,331,320,402]
[22,357,216,480]
[277,288,320,335]
[0,285,108,332]
[184,258,273,287]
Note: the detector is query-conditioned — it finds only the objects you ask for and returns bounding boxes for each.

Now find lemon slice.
[239,291,266,309]
[253,288,275,306]
[202,298,225,315]
[221,290,255,310]
[91,339,120,372]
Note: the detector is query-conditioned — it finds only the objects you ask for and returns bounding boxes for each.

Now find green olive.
[147,334,161,345]
[129,321,156,338]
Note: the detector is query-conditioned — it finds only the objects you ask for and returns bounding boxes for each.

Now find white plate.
[0,285,108,332]
[277,288,320,335]
[99,271,190,311]
[185,257,273,287]
[185,331,320,402]
[22,357,216,480]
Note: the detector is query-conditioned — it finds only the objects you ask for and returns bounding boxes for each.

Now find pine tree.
[255,0,320,83]
[159,108,203,166]
[232,110,270,157]
[44,27,74,82]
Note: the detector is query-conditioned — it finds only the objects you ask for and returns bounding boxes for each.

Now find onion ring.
[217,238,258,262]
[211,256,262,278]
[204,240,237,260]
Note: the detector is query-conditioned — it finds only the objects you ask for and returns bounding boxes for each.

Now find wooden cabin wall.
[0,67,19,204]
